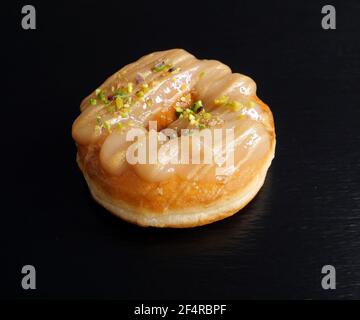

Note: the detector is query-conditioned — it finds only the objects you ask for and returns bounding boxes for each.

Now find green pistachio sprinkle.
[115,96,123,109]
[203,112,212,120]
[191,100,203,113]
[136,90,144,98]
[152,62,171,72]
[175,106,183,118]
[199,71,206,78]
[107,105,115,113]
[97,90,108,104]
[103,121,111,131]
[114,90,128,98]
[94,125,102,135]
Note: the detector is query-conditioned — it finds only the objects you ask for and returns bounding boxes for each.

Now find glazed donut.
[72,49,275,228]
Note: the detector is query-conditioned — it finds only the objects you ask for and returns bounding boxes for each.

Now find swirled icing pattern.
[72,49,273,183]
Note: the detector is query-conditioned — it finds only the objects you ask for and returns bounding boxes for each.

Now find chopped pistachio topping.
[120,111,129,118]
[227,100,243,112]
[135,83,150,99]
[136,90,144,98]
[107,105,115,113]
[97,90,109,104]
[145,98,153,107]
[115,96,123,109]
[199,71,206,78]
[214,95,229,105]
[103,120,112,132]
[180,84,187,91]
[175,100,219,129]
[175,106,183,118]
[127,82,133,93]
[90,98,97,106]
[139,70,152,79]
[92,81,140,133]
[191,100,203,113]
[152,61,172,72]
[114,89,128,98]
[214,95,246,112]
[94,125,102,135]
[202,112,212,120]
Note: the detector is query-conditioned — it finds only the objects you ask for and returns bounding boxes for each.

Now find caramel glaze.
[73,49,275,213]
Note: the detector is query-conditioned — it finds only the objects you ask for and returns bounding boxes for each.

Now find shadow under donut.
[91,169,274,257]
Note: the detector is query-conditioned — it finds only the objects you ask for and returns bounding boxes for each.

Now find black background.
[1,0,360,299]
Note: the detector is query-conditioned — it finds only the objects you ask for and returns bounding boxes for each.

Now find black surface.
[1,0,360,299]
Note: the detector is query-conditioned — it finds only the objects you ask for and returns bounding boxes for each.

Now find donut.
[72,49,276,228]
